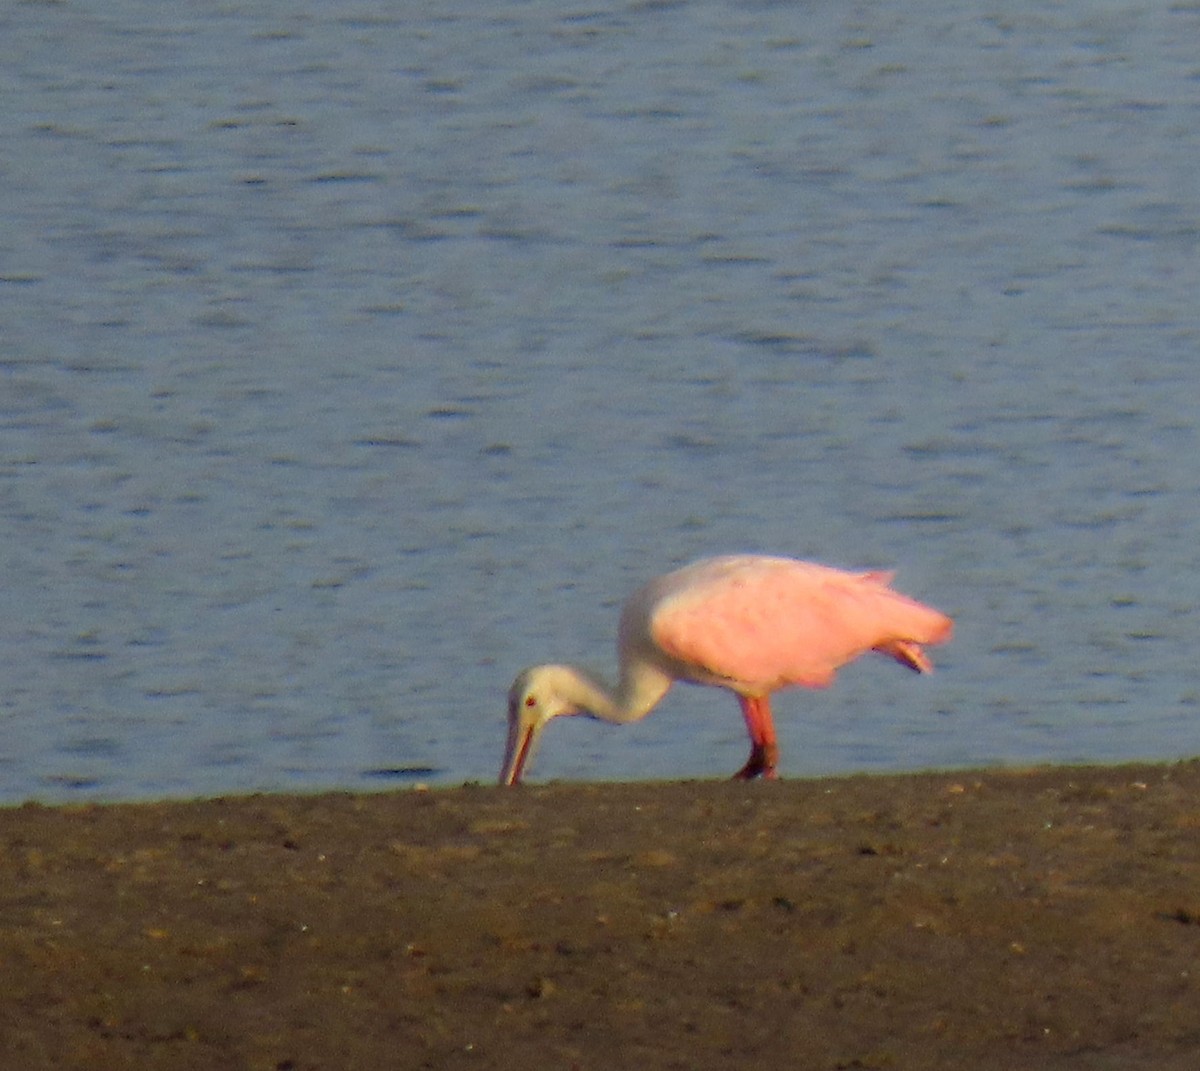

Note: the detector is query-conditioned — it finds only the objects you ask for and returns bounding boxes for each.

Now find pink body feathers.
[629,556,951,692]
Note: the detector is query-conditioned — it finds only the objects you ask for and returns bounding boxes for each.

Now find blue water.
[2,1,1198,802]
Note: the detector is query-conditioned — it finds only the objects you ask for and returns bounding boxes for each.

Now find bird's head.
[500,665,583,786]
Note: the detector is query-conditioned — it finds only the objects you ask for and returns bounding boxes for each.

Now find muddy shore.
[3,761,1199,1070]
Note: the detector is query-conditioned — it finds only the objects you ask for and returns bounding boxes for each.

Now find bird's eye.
[524,695,537,708]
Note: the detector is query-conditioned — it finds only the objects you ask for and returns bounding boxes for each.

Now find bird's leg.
[732,694,779,780]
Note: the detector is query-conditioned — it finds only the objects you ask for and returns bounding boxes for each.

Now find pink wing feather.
[646,557,952,694]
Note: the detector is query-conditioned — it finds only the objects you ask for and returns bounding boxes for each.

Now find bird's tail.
[869,587,954,673]
[877,638,936,673]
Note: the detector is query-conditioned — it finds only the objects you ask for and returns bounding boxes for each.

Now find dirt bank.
[3,762,1199,1069]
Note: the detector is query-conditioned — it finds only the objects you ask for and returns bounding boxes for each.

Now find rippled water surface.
[2,1,1199,801]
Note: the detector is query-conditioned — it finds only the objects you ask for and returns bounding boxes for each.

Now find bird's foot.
[731,763,778,781]
[731,745,778,781]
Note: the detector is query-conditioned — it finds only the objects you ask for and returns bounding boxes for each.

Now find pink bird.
[501,554,953,784]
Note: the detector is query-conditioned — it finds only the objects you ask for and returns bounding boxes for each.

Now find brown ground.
[2,762,1200,1070]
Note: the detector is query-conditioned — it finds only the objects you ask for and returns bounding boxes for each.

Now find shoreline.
[4,760,1198,1069]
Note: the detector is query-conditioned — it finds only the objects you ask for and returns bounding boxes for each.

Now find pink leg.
[733,694,779,780]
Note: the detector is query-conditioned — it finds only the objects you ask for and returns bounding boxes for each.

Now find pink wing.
[646,557,952,693]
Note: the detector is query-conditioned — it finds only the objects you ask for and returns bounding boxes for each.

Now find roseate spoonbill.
[501,555,953,784]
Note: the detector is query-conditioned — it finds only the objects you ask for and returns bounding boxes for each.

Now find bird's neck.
[558,661,672,725]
